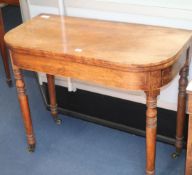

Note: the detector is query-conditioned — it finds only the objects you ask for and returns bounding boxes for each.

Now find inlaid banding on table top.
[4,14,192,71]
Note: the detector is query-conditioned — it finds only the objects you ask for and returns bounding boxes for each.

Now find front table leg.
[46,74,62,125]
[13,66,36,152]
[145,90,160,175]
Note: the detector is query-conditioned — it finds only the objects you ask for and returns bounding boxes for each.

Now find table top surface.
[5,14,192,69]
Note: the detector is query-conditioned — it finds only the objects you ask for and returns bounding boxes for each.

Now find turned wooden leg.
[145,90,160,175]
[0,9,12,86]
[13,66,35,152]
[174,52,190,157]
[46,74,61,125]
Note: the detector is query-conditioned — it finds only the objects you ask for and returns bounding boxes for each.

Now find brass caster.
[171,152,180,159]
[7,79,13,87]
[54,118,62,125]
[28,144,35,153]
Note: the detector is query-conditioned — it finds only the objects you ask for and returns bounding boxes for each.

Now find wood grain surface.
[5,14,192,71]
[0,0,19,5]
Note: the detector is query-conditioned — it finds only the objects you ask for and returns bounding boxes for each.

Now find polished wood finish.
[4,14,192,174]
[186,81,192,175]
[46,74,61,124]
[4,15,192,71]
[12,63,35,151]
[46,74,58,117]
[0,9,11,85]
[176,48,190,154]
[145,90,160,175]
[0,0,19,5]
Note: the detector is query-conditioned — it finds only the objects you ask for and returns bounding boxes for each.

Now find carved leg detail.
[46,74,61,125]
[145,90,160,175]
[13,66,35,152]
[175,55,189,155]
[0,10,12,86]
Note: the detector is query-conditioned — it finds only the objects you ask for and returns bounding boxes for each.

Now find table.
[0,0,19,5]
[185,81,192,175]
[4,14,192,175]
[0,0,19,86]
[0,7,11,85]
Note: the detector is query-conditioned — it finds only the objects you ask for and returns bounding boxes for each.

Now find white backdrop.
[96,0,192,10]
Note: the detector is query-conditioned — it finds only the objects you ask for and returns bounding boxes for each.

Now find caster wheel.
[55,118,62,125]
[7,80,13,87]
[171,152,180,159]
[28,144,35,152]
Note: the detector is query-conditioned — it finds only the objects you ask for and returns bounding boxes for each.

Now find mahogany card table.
[4,14,192,175]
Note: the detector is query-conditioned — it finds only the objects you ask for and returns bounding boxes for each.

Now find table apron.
[11,51,186,92]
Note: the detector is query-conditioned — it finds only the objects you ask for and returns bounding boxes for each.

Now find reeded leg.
[13,66,35,152]
[46,74,61,125]
[0,9,12,86]
[145,90,160,175]
[174,51,190,157]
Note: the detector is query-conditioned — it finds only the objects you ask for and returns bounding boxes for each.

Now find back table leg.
[13,65,36,152]
[0,9,12,86]
[173,48,190,158]
[46,74,62,125]
[185,114,192,175]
